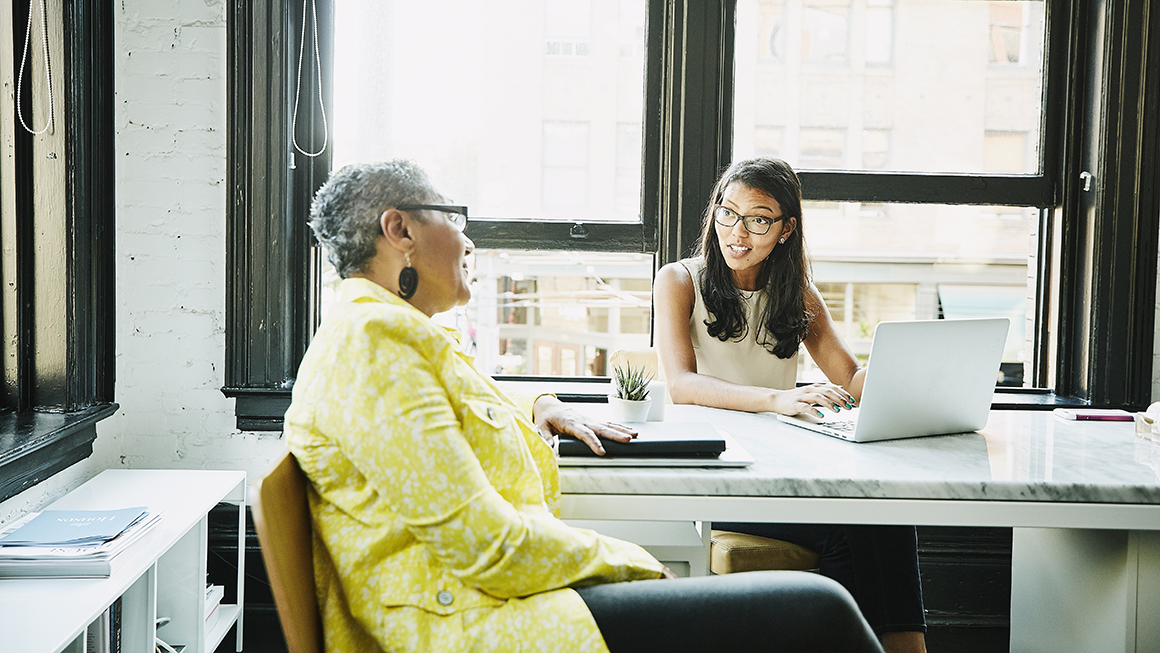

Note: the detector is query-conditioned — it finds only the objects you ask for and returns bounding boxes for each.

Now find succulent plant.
[612,361,653,401]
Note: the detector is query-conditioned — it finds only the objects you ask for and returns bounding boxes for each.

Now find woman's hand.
[770,382,856,418]
[533,395,637,455]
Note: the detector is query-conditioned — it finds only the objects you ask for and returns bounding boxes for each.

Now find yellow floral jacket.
[285,278,663,653]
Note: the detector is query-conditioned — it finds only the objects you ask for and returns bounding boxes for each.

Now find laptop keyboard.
[826,420,857,433]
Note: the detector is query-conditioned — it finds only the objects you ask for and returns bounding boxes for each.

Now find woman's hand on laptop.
[770,383,856,418]
[533,395,638,455]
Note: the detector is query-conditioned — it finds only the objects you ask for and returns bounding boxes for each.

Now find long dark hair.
[694,158,811,359]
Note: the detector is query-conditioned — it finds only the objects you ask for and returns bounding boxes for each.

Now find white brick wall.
[101,0,284,475]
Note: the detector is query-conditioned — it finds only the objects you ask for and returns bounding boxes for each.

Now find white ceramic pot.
[607,395,652,423]
[646,380,667,421]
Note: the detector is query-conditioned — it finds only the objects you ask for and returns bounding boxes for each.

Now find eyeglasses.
[397,204,469,232]
[712,205,784,235]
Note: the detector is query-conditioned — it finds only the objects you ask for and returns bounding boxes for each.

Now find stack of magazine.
[0,506,161,578]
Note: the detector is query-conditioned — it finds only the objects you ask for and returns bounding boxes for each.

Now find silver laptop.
[777,317,1009,442]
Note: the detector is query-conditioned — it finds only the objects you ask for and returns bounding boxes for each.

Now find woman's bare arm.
[801,282,865,403]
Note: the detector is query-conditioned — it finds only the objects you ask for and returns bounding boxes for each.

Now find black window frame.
[0,0,118,502]
[224,0,1158,430]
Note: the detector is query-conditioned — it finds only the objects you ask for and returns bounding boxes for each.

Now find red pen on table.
[1052,408,1134,422]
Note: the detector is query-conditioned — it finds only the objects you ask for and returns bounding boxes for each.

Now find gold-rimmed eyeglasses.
[397,204,469,232]
[712,205,783,235]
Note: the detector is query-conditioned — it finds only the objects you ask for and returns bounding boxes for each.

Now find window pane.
[800,202,1034,386]
[332,0,648,222]
[734,0,1046,174]
[462,251,654,376]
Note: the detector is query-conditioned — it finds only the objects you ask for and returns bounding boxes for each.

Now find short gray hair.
[308,160,440,277]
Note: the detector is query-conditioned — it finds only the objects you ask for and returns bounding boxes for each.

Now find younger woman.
[654,158,928,653]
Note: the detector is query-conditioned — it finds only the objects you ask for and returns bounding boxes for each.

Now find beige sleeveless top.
[679,257,798,390]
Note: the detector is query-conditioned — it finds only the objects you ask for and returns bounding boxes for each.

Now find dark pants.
[576,570,884,653]
[711,522,926,635]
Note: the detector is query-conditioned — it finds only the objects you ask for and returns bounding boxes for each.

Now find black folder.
[558,422,727,458]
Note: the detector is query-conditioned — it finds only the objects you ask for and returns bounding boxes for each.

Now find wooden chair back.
[251,451,324,653]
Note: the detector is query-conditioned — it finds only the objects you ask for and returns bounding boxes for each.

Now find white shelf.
[0,470,247,653]
[207,604,241,652]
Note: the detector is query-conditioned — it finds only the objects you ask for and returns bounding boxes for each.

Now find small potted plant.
[609,360,653,422]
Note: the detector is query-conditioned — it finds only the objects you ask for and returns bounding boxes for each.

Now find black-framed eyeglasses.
[397,204,469,232]
[712,205,784,235]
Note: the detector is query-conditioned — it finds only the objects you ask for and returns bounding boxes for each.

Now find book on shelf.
[0,506,149,547]
[0,509,162,578]
[85,607,110,653]
[82,597,123,653]
[109,596,123,653]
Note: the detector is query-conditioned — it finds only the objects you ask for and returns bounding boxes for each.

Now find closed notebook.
[558,422,727,457]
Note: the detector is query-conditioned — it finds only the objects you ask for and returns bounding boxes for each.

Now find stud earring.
[779,236,786,244]
[398,252,418,299]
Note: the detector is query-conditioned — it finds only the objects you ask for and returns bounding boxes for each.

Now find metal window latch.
[1079,171,1093,192]
[570,223,589,239]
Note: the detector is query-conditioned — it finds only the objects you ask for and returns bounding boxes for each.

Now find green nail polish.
[816,410,824,417]
[833,404,841,411]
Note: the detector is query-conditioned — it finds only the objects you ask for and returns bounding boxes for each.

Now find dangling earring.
[398,252,418,299]
[779,236,786,244]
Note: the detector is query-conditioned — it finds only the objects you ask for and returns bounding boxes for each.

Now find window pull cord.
[16,0,54,135]
[290,0,328,168]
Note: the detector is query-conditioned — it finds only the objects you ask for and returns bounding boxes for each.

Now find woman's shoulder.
[677,256,705,273]
[656,258,699,290]
[658,257,703,280]
[801,280,825,309]
[322,298,447,352]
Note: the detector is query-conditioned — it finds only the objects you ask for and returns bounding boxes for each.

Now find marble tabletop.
[560,404,1160,504]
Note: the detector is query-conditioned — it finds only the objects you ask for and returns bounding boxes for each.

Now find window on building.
[862,129,891,169]
[545,0,592,58]
[803,0,851,64]
[800,128,848,168]
[989,2,1031,65]
[755,125,785,158]
[984,131,1029,173]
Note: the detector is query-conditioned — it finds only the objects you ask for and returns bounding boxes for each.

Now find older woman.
[654,158,928,653]
[284,160,883,653]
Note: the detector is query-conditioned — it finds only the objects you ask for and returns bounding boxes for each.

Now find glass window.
[984,131,1029,173]
[461,250,654,376]
[332,0,647,223]
[802,201,1034,385]
[804,0,851,64]
[734,0,1047,174]
[329,0,651,377]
